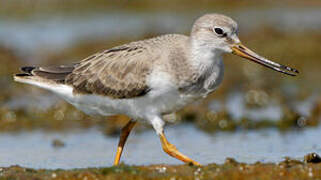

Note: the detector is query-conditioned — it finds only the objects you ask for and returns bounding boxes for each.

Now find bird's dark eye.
[214,28,224,35]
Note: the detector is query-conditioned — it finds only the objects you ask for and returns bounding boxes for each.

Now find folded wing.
[65,45,153,99]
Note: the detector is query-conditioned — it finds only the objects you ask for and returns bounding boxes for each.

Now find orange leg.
[113,120,137,166]
[159,131,201,166]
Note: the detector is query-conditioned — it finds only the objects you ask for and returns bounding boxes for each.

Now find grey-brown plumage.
[65,43,154,98]
[16,34,195,99]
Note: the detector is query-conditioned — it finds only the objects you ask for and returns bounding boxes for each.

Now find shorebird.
[14,13,298,166]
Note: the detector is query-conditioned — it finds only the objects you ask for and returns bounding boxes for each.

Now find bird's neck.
[176,37,224,96]
[188,38,223,73]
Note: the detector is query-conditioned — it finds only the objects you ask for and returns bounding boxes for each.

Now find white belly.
[58,85,198,121]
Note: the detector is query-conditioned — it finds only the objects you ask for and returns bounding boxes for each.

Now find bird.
[13,13,299,166]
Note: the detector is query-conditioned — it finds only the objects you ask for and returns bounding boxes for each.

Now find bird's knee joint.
[162,143,177,154]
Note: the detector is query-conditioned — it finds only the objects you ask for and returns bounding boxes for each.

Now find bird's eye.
[214,28,224,35]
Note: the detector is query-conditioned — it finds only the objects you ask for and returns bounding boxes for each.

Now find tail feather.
[14,64,76,84]
[21,66,36,74]
[14,73,32,77]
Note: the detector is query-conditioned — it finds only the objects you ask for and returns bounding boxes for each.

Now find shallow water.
[0,124,320,169]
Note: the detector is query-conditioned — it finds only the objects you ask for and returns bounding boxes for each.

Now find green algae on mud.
[1,155,321,180]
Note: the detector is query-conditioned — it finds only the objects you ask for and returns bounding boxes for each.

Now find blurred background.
[0,0,321,169]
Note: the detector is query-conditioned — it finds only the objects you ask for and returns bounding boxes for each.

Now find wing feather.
[65,45,154,99]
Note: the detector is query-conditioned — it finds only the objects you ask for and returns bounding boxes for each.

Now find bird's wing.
[65,44,155,99]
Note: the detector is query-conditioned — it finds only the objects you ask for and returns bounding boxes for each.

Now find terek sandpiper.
[14,13,298,166]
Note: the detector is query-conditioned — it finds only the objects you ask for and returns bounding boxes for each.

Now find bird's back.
[14,34,192,98]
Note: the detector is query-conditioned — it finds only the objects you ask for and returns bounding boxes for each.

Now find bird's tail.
[13,64,76,91]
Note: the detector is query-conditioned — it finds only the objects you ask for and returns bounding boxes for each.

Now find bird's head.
[191,13,299,76]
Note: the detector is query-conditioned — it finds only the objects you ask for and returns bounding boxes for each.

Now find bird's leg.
[113,120,137,166]
[159,131,201,166]
[151,116,201,166]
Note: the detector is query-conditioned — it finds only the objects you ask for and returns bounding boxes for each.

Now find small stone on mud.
[225,157,238,165]
[52,139,65,148]
[155,166,166,173]
[304,153,321,163]
[51,173,57,178]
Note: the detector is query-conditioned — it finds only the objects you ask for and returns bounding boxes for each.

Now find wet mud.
[2,154,321,180]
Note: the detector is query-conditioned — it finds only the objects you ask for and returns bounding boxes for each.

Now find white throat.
[189,38,223,73]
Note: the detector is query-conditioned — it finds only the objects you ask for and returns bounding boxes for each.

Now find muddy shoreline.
[1,154,321,180]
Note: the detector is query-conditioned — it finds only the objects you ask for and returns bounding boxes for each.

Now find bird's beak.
[231,43,299,76]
